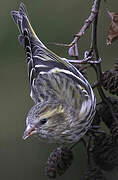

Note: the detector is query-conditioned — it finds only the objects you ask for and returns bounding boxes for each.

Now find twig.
[49,0,100,59]
[92,80,100,89]
[70,0,99,47]
[91,0,118,123]
[69,138,87,150]
[68,0,101,58]
[91,0,104,94]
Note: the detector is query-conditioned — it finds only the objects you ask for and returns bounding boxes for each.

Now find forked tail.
[11,3,45,48]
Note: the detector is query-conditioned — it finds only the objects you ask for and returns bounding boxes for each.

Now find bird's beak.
[23,125,37,140]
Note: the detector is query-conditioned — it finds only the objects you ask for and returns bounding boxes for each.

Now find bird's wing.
[11,3,94,104]
[32,67,91,108]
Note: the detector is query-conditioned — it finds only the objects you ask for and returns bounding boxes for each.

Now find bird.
[11,3,96,143]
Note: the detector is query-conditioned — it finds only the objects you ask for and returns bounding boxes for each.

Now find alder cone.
[102,69,118,96]
[45,147,73,178]
[84,166,106,180]
[93,134,118,171]
[96,98,118,128]
[97,98,118,141]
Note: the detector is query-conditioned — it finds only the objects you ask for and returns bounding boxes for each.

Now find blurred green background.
[0,0,118,179]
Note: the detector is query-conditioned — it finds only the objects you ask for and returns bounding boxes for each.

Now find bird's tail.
[11,3,45,48]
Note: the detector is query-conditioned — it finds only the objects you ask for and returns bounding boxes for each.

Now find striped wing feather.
[11,3,94,105]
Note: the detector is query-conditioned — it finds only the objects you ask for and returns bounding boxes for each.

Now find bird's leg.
[66,57,101,64]
[65,49,102,65]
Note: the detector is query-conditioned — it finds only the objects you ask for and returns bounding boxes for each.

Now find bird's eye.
[40,118,47,125]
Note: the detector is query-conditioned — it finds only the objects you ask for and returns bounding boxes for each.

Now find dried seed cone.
[45,147,73,178]
[111,122,118,141]
[93,134,118,171]
[114,60,118,70]
[96,98,118,139]
[102,61,118,96]
[84,166,106,180]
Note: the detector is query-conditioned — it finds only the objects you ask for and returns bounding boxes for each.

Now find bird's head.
[23,101,68,142]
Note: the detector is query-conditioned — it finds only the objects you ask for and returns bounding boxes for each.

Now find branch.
[50,0,101,58]
[91,0,118,123]
[70,0,99,47]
